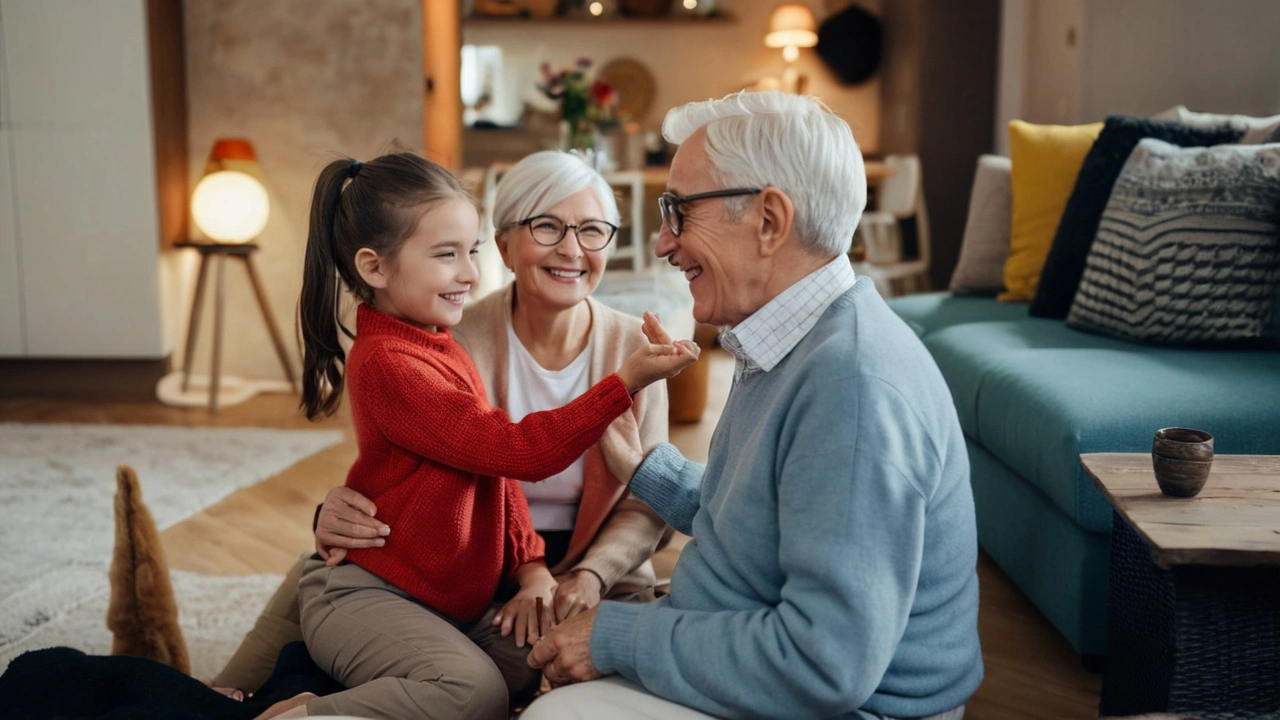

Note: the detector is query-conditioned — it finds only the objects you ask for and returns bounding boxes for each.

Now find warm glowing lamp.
[765,4,818,63]
[162,137,295,412]
[190,139,269,243]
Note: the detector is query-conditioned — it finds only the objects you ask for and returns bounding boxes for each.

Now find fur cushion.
[107,464,190,674]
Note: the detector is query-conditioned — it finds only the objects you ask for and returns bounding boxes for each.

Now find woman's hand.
[553,569,605,622]
[315,485,390,567]
[616,312,700,394]
[493,563,558,647]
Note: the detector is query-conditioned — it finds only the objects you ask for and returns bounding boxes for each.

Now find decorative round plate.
[597,58,657,123]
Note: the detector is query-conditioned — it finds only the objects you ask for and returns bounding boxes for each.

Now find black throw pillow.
[1028,115,1242,319]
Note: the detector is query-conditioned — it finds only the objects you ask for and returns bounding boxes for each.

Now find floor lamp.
[156,138,296,412]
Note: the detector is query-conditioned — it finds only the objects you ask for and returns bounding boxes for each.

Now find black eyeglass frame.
[513,215,619,252]
[658,187,764,236]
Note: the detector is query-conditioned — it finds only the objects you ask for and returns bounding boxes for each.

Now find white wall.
[181,0,423,382]
[996,0,1280,151]
[463,0,882,152]
[1078,0,1280,121]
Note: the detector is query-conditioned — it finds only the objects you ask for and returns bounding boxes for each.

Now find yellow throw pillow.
[999,120,1103,302]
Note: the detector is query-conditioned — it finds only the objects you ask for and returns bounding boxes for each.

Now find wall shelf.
[464,13,735,27]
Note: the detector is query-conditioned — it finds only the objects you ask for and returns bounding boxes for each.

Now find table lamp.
[190,138,269,243]
[765,3,818,93]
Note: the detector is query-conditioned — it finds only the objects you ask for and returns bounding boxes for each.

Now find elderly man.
[522,91,983,720]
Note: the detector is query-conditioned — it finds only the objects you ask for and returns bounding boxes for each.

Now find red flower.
[591,80,617,107]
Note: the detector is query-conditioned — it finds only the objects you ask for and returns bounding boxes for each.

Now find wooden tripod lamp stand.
[168,139,296,412]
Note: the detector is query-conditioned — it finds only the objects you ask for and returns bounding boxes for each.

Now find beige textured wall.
[463,0,882,152]
[173,0,423,382]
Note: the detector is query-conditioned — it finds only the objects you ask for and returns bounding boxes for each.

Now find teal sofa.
[887,292,1280,657]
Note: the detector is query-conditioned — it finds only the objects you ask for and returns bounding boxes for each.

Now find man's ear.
[354,247,390,289]
[757,187,795,258]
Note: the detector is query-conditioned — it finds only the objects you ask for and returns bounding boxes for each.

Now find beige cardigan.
[452,283,669,596]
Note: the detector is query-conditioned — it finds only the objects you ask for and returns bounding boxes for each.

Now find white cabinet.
[0,0,164,358]
[0,128,22,356]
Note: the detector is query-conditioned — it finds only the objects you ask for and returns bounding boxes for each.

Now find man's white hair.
[492,150,620,248]
[663,91,865,256]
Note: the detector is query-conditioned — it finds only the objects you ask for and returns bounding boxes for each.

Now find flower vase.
[563,120,596,154]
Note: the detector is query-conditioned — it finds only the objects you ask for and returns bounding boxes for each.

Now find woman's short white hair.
[491,150,620,244]
[662,90,866,256]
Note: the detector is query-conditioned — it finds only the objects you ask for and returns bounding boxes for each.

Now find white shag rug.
[0,570,284,682]
[0,423,341,670]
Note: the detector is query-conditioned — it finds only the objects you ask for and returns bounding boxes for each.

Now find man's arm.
[626,443,704,536]
[589,379,932,718]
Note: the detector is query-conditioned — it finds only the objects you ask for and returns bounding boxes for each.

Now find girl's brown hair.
[300,152,471,420]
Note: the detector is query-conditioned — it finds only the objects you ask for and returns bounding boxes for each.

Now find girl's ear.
[354,247,389,289]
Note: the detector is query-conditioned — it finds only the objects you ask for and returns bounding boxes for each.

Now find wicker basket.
[1100,514,1280,719]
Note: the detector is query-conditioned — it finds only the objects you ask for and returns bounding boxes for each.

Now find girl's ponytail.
[300,159,360,420]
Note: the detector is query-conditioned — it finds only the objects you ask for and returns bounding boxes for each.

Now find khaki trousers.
[521,676,965,720]
[297,557,540,720]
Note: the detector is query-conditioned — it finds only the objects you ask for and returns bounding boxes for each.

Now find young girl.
[264,153,696,720]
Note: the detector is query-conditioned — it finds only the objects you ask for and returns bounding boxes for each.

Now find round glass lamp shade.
[191,170,270,243]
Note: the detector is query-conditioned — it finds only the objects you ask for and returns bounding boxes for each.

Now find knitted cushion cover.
[1030,115,1241,319]
[1067,139,1280,344]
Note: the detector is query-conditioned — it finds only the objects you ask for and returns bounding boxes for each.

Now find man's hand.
[526,606,602,687]
[315,486,390,566]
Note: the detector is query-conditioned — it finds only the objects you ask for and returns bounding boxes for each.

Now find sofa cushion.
[1029,115,1241,320]
[922,318,1280,533]
[1000,121,1104,302]
[949,155,1012,296]
[887,292,1030,338]
[1153,105,1280,144]
[1067,139,1280,344]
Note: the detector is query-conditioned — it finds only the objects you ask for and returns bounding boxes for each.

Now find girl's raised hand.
[616,312,700,394]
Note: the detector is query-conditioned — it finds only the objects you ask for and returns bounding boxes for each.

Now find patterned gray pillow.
[1067,138,1280,344]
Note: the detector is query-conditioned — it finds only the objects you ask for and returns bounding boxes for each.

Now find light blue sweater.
[591,279,983,719]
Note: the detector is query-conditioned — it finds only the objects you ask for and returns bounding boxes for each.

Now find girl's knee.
[442,655,509,720]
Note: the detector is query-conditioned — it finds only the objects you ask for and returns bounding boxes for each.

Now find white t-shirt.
[505,322,591,530]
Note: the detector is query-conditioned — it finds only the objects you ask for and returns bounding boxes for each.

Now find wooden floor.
[0,349,1101,718]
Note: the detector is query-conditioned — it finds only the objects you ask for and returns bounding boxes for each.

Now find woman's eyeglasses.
[516,215,618,251]
[658,188,763,236]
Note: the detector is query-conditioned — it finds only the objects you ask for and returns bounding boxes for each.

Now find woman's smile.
[543,266,588,282]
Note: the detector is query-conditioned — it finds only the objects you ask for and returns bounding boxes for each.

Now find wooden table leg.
[209,253,227,412]
[180,255,212,393]
[241,254,297,389]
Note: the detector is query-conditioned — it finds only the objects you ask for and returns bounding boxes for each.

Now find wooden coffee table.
[1081,453,1280,718]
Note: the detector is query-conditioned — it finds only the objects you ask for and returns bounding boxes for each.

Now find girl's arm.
[364,348,632,481]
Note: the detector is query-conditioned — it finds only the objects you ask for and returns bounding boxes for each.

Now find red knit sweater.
[343,304,633,621]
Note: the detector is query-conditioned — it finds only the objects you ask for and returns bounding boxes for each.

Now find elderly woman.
[213,150,671,705]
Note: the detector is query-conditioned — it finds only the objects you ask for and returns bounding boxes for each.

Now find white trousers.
[520,676,965,720]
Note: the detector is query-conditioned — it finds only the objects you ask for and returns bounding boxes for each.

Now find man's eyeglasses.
[658,188,763,236]
[515,215,618,251]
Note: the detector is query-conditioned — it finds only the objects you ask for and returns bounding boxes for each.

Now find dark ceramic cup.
[1151,427,1214,497]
